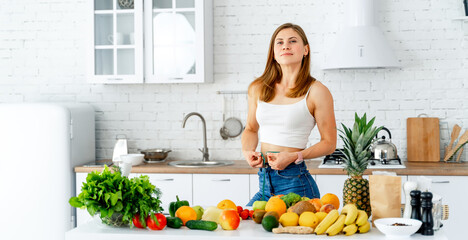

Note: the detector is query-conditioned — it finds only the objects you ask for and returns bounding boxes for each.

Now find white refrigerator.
[0,103,95,240]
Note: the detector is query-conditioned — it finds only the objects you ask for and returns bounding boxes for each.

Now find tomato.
[249,210,254,218]
[240,209,249,220]
[237,206,243,215]
[146,213,167,230]
[132,214,146,228]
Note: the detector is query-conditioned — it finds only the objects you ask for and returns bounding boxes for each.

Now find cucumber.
[186,220,218,231]
[166,217,183,229]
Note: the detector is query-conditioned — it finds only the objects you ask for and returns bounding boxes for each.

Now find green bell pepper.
[169,195,190,217]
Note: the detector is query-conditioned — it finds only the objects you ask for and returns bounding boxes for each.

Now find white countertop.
[66,218,448,240]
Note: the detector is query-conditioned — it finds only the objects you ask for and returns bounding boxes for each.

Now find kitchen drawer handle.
[212,179,231,182]
[155,178,174,181]
[107,77,123,81]
[432,180,450,184]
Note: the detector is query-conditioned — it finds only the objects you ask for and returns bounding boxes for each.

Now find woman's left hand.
[266,152,297,170]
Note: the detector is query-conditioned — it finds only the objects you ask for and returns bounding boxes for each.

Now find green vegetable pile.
[280,192,302,208]
[69,166,162,227]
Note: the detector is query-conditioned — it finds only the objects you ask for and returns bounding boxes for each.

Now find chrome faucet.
[182,112,209,162]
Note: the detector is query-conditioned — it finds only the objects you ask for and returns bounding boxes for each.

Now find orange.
[175,206,197,225]
[321,193,340,210]
[308,198,323,211]
[217,199,237,210]
[265,197,287,217]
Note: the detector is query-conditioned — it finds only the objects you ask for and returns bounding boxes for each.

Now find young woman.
[242,23,337,205]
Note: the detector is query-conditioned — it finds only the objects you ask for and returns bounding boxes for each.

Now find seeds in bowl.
[389,223,411,226]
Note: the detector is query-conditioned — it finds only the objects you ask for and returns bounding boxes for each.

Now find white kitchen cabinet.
[144,0,213,83]
[146,173,193,213]
[87,0,212,84]
[408,175,468,239]
[87,0,144,83]
[249,174,259,200]
[193,174,250,206]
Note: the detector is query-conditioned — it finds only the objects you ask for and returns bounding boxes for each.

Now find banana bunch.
[314,203,371,236]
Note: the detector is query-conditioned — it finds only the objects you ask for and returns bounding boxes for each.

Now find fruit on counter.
[342,223,358,236]
[263,211,279,220]
[357,221,370,233]
[321,193,340,210]
[315,212,328,224]
[272,226,314,234]
[240,209,249,220]
[132,214,146,228]
[279,212,299,227]
[201,206,223,223]
[325,214,346,236]
[192,205,204,220]
[166,217,183,229]
[265,197,287,216]
[219,209,241,230]
[308,198,323,211]
[261,215,279,232]
[252,210,267,224]
[301,196,310,201]
[186,220,218,231]
[252,200,267,211]
[319,204,336,213]
[298,212,319,228]
[237,206,243,214]
[146,213,167,230]
[217,199,237,210]
[175,206,197,225]
[341,203,358,225]
[169,195,190,217]
[249,210,254,218]
[355,210,369,226]
[280,192,302,208]
[314,209,339,235]
[288,200,316,215]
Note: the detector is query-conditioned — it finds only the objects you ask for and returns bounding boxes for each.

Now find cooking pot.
[139,148,171,163]
[371,127,398,163]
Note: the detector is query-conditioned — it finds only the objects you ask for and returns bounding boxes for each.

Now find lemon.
[298,212,319,228]
[279,212,299,227]
[315,211,328,224]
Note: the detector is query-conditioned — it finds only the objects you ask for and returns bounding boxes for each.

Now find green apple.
[252,200,267,211]
[192,205,204,220]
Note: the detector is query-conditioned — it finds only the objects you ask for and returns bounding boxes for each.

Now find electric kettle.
[371,127,398,163]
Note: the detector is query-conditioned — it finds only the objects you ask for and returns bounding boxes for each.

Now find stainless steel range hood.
[322,0,399,70]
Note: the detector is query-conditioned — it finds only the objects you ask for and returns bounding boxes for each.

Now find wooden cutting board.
[407,117,440,162]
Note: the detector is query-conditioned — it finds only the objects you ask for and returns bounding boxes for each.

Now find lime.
[261,215,279,232]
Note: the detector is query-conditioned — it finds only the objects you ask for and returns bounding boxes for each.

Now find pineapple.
[339,113,382,217]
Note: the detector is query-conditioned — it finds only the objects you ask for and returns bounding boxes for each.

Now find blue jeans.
[246,162,320,206]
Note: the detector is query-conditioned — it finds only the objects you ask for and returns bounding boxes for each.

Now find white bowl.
[374,218,422,238]
[120,154,144,166]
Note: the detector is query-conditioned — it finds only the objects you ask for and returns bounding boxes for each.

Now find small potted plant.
[69,166,162,227]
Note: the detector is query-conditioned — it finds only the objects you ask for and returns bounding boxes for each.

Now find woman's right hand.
[243,150,263,168]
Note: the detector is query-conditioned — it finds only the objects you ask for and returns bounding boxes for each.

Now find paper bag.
[369,175,402,226]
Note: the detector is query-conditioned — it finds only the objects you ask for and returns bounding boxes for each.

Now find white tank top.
[256,87,316,149]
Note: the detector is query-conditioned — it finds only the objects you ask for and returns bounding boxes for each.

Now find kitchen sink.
[169,160,234,168]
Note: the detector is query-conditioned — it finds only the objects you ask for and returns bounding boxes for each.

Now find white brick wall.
[1,0,467,161]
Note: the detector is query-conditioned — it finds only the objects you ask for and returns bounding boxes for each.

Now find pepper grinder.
[403,181,418,218]
[410,190,422,233]
[421,192,434,236]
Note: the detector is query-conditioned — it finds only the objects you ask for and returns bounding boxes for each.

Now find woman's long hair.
[251,23,316,102]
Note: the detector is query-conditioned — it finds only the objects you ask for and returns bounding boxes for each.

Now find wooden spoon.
[444,129,468,162]
[444,124,461,161]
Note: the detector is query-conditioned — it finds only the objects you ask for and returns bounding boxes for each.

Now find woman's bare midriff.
[260,142,303,155]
